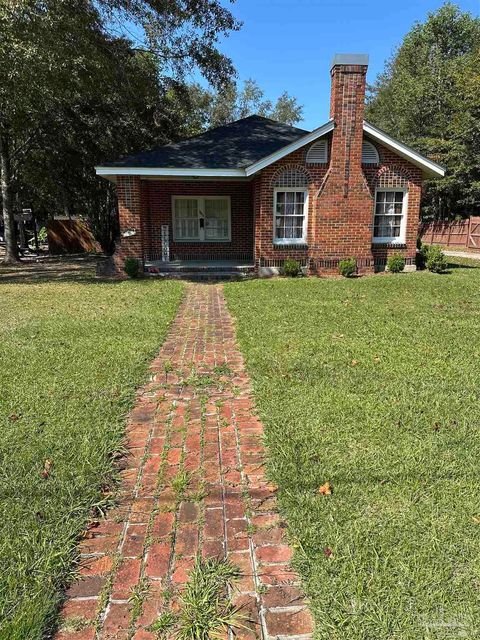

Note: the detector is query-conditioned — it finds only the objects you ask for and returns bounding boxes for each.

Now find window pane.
[174,199,199,239]
[204,198,229,240]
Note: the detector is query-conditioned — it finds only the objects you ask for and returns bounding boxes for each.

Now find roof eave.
[363,121,445,178]
[95,166,246,178]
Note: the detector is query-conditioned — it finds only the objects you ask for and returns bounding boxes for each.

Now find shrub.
[124,257,140,278]
[425,245,448,273]
[338,258,357,278]
[416,241,428,270]
[283,259,301,277]
[387,253,405,273]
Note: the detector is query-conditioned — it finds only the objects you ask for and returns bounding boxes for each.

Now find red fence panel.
[419,217,480,251]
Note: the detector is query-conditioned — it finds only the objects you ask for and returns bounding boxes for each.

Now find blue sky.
[213,0,480,129]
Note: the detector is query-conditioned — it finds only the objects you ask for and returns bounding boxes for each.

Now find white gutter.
[94,166,245,178]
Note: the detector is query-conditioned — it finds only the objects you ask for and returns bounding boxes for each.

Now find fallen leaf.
[324,547,333,557]
[433,422,441,432]
[472,516,480,525]
[318,481,333,496]
[351,359,359,366]
[373,356,381,363]
[9,414,20,422]
[41,459,52,479]
[332,333,344,339]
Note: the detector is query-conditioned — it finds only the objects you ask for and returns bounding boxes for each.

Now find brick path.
[56,284,313,640]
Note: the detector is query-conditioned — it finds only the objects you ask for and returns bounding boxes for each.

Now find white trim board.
[95,167,245,178]
[363,121,445,178]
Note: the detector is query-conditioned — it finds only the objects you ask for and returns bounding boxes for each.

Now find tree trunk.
[0,132,19,263]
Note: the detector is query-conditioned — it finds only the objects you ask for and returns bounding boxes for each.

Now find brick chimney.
[314,53,374,273]
[329,53,368,192]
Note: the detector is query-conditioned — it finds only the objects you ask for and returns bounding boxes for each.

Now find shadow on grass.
[0,255,147,286]
[447,261,479,270]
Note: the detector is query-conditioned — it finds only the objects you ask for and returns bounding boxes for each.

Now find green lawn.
[0,263,183,639]
[224,260,480,640]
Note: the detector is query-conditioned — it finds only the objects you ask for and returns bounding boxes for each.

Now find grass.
[150,556,243,639]
[0,261,183,639]
[224,260,480,639]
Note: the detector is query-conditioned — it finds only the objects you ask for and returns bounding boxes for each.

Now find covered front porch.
[142,179,255,268]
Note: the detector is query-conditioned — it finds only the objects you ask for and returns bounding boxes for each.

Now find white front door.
[173,196,231,242]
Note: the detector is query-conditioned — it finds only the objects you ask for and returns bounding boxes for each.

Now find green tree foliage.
[0,0,240,259]
[176,79,304,136]
[366,3,480,219]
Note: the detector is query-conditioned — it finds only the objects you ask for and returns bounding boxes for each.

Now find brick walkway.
[56,284,313,640]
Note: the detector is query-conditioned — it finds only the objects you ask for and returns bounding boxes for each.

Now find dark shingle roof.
[104,116,309,169]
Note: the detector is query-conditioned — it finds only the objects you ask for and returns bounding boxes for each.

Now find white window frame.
[372,187,408,245]
[172,195,231,242]
[273,187,308,245]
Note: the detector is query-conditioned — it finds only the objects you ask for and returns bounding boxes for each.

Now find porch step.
[144,260,255,280]
[145,270,253,281]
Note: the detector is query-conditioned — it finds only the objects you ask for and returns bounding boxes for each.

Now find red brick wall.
[252,60,423,274]
[144,180,254,261]
[364,146,422,268]
[114,176,145,272]
[254,143,330,268]
[253,137,422,273]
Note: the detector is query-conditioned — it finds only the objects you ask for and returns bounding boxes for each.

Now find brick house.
[96,54,444,277]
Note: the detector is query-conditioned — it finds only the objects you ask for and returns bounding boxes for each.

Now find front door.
[172,196,231,243]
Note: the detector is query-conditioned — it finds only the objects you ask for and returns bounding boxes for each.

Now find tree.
[366,3,480,219]
[180,79,304,133]
[0,0,240,262]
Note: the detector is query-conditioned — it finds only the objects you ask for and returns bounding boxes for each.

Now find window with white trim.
[172,196,231,242]
[273,188,308,244]
[373,189,407,243]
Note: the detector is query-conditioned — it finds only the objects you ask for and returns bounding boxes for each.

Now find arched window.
[306,139,328,164]
[273,168,310,245]
[273,168,309,188]
[372,168,410,244]
[362,140,380,164]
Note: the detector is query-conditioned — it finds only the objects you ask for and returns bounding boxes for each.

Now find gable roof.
[96,115,445,179]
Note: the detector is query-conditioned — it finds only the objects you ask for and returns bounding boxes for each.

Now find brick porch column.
[112,176,145,276]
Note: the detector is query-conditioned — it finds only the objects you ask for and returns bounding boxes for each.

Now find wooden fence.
[419,216,480,251]
[46,219,101,254]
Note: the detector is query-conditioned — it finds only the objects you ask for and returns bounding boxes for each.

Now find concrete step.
[146,264,255,274]
[145,270,254,281]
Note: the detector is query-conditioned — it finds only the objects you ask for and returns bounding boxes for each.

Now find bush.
[283,259,301,277]
[416,241,428,270]
[387,253,406,273]
[338,258,357,278]
[425,245,448,273]
[124,257,140,278]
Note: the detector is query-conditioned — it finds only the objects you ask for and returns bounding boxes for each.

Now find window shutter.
[362,140,379,164]
[306,139,328,164]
